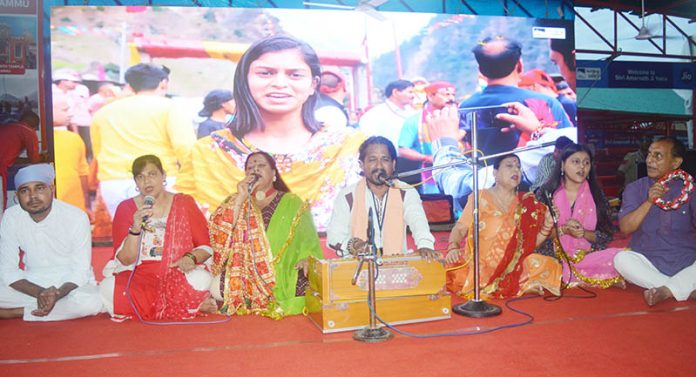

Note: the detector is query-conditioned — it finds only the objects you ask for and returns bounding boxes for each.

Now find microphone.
[247,174,260,191]
[143,195,155,207]
[543,190,558,224]
[377,172,395,188]
[367,207,374,247]
[142,195,155,222]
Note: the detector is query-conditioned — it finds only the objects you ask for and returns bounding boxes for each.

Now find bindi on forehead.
[246,156,269,167]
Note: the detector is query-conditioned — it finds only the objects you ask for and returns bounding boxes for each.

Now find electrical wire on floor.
[367,259,599,338]
[543,282,597,302]
[125,233,232,326]
[366,293,539,339]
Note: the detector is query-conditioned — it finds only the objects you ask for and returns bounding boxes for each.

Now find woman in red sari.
[445,154,562,299]
[99,155,215,320]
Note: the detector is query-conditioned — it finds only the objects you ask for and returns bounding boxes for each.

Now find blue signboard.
[577,60,696,89]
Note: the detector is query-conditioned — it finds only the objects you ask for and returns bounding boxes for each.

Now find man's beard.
[22,201,52,217]
[366,169,388,186]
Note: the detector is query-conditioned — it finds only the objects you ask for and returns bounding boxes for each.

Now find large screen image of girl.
[49,6,576,231]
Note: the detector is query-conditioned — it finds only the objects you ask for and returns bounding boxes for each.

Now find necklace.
[370,190,389,232]
[490,188,514,212]
[255,186,276,201]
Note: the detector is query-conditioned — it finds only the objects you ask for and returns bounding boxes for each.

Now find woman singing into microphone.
[208,151,323,318]
[536,143,623,288]
[99,155,216,321]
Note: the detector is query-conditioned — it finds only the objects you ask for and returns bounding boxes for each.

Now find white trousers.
[614,250,696,301]
[100,177,176,217]
[0,284,104,321]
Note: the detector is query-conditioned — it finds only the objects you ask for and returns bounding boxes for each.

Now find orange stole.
[350,179,404,255]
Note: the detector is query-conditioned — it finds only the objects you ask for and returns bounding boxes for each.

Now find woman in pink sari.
[537,144,624,288]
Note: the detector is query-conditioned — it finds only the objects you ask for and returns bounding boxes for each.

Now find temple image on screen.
[49,6,576,231]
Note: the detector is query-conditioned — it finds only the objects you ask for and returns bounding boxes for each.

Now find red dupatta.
[480,192,546,298]
[153,194,210,319]
[112,194,210,320]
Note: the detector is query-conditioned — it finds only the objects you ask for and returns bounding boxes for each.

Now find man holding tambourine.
[614,137,696,307]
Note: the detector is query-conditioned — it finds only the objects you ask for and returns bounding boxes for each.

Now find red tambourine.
[652,169,695,210]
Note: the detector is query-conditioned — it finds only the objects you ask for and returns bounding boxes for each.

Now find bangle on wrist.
[128,227,141,236]
[345,239,355,256]
[184,252,198,264]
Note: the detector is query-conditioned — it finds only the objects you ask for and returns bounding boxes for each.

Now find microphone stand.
[395,140,557,179]
[450,113,501,318]
[395,114,555,318]
[352,208,392,343]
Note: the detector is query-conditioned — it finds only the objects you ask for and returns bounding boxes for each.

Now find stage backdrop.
[48,6,576,230]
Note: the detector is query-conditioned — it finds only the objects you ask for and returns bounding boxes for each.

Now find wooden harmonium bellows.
[305,255,451,333]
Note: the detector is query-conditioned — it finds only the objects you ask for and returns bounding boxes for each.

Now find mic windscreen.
[248,174,260,191]
[143,195,155,207]
[377,172,394,187]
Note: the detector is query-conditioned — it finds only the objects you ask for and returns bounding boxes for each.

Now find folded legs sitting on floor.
[643,287,672,306]
[0,308,23,319]
[644,287,696,307]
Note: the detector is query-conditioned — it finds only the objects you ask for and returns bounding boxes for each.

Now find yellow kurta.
[182,126,365,230]
[90,94,196,193]
[54,129,89,211]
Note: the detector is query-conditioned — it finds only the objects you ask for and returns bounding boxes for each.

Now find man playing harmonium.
[327,136,439,261]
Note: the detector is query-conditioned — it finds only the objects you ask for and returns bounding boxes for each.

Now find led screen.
[49,6,576,230]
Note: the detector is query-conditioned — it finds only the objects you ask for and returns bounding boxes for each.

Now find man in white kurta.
[327,136,436,259]
[0,164,103,321]
[358,80,416,151]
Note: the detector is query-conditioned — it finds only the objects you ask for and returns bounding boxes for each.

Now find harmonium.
[305,255,451,333]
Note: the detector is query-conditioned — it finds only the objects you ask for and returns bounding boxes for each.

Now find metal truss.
[573,4,696,60]
[51,0,573,19]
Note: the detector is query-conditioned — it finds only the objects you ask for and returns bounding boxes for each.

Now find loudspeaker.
[420,193,455,231]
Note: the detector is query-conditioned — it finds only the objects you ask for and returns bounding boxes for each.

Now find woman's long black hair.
[539,143,612,235]
[245,151,291,193]
[230,35,322,138]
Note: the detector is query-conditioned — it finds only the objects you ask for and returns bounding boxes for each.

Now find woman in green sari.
[208,151,323,318]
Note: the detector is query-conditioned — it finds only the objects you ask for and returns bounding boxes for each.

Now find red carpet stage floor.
[2,240,696,376]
